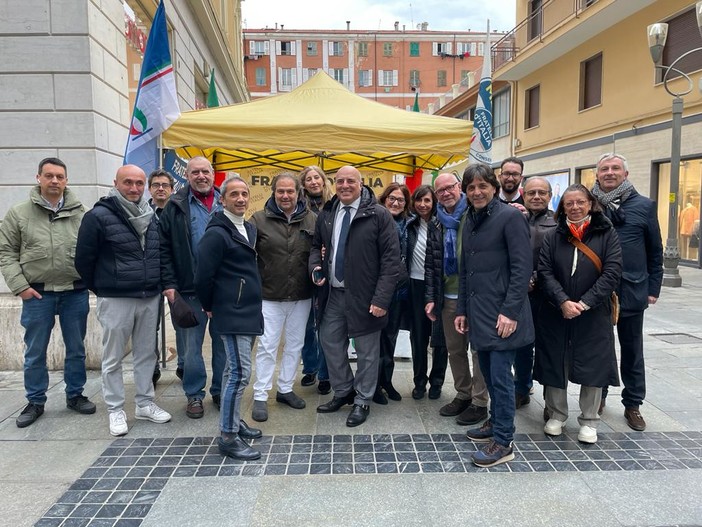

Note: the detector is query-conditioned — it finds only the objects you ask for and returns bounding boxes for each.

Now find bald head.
[523,177,552,214]
[433,172,462,211]
[335,166,362,205]
[115,165,147,203]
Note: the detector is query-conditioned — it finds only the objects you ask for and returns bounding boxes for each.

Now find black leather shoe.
[428,386,442,400]
[384,385,402,401]
[317,392,355,413]
[212,394,221,411]
[66,395,96,415]
[515,393,530,409]
[412,387,426,400]
[456,404,488,426]
[346,404,370,427]
[372,390,388,405]
[301,373,316,386]
[218,436,261,460]
[238,419,262,439]
[317,380,331,395]
[16,403,44,428]
[175,367,184,380]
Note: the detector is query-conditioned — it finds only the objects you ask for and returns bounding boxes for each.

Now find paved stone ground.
[1,267,701,527]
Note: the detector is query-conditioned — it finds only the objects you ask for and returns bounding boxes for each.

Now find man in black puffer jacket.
[76,165,171,437]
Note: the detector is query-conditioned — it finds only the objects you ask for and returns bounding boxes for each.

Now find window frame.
[579,52,602,111]
[525,84,540,129]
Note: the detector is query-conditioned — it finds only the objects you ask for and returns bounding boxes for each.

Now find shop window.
[657,159,701,262]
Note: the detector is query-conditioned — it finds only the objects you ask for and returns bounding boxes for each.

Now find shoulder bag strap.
[568,236,602,273]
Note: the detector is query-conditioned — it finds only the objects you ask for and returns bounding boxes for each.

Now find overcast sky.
[242,0,517,34]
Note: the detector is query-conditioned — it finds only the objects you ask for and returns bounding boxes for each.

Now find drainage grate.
[650,333,702,345]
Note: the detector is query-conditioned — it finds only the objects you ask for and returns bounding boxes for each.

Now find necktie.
[334,206,351,282]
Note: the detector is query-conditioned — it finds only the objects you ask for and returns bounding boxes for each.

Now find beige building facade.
[0,0,249,369]
[436,0,702,269]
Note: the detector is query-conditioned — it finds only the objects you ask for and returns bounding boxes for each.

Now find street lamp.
[647,2,702,287]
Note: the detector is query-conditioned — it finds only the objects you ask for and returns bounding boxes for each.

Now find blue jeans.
[177,294,226,400]
[477,348,517,447]
[220,334,254,434]
[513,343,534,396]
[20,289,89,404]
[300,305,328,381]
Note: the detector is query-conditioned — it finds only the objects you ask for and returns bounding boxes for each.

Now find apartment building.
[243,24,505,111]
[436,0,702,268]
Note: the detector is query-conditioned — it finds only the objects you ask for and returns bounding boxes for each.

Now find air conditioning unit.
[245,55,259,61]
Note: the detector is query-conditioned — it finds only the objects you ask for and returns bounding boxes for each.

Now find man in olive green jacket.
[0,157,95,428]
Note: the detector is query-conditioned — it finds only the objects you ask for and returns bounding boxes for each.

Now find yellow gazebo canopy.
[161,71,472,175]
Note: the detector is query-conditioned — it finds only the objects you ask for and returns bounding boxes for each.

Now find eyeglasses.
[563,200,589,208]
[435,182,459,195]
[501,172,522,179]
[386,196,406,205]
[150,182,172,189]
[524,190,550,197]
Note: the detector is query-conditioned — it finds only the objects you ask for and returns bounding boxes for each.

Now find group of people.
[0,151,662,468]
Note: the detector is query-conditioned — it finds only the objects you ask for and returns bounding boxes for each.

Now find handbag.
[568,237,620,325]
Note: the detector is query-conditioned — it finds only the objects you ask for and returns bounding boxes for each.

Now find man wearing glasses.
[0,157,95,428]
[425,173,488,426]
[518,176,557,412]
[147,169,175,219]
[498,157,525,206]
[147,170,175,384]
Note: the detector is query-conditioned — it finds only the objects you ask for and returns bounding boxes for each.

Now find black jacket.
[75,196,160,298]
[602,190,663,314]
[535,210,622,388]
[249,197,316,301]
[309,186,400,337]
[423,214,452,312]
[194,213,264,336]
[159,184,220,294]
[408,215,445,348]
[456,198,534,351]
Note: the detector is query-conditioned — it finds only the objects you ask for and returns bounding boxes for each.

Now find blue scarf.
[436,194,468,276]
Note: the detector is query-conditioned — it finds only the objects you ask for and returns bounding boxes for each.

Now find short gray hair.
[597,153,628,172]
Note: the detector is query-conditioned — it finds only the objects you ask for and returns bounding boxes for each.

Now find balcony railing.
[491,0,599,71]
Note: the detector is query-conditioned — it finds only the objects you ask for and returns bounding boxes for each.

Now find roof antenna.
[410,3,414,28]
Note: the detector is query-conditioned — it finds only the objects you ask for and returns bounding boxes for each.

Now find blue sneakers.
[465,419,493,442]
[472,440,515,467]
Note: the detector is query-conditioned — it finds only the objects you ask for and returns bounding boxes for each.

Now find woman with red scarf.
[535,184,622,444]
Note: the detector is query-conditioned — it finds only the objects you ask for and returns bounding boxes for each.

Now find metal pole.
[662,96,683,287]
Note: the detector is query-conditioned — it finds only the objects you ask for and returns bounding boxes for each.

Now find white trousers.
[253,299,311,401]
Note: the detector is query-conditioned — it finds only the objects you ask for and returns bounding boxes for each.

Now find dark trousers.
[409,279,447,389]
[478,348,517,446]
[378,294,402,391]
[602,311,646,408]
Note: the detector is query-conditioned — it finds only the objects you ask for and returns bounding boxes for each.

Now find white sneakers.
[109,410,128,437]
[578,425,598,444]
[135,402,172,423]
[544,418,566,437]
[109,403,171,436]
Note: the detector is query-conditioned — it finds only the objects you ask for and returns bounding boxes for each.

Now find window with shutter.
[579,53,602,110]
[657,6,702,82]
[410,42,420,57]
[525,85,540,129]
